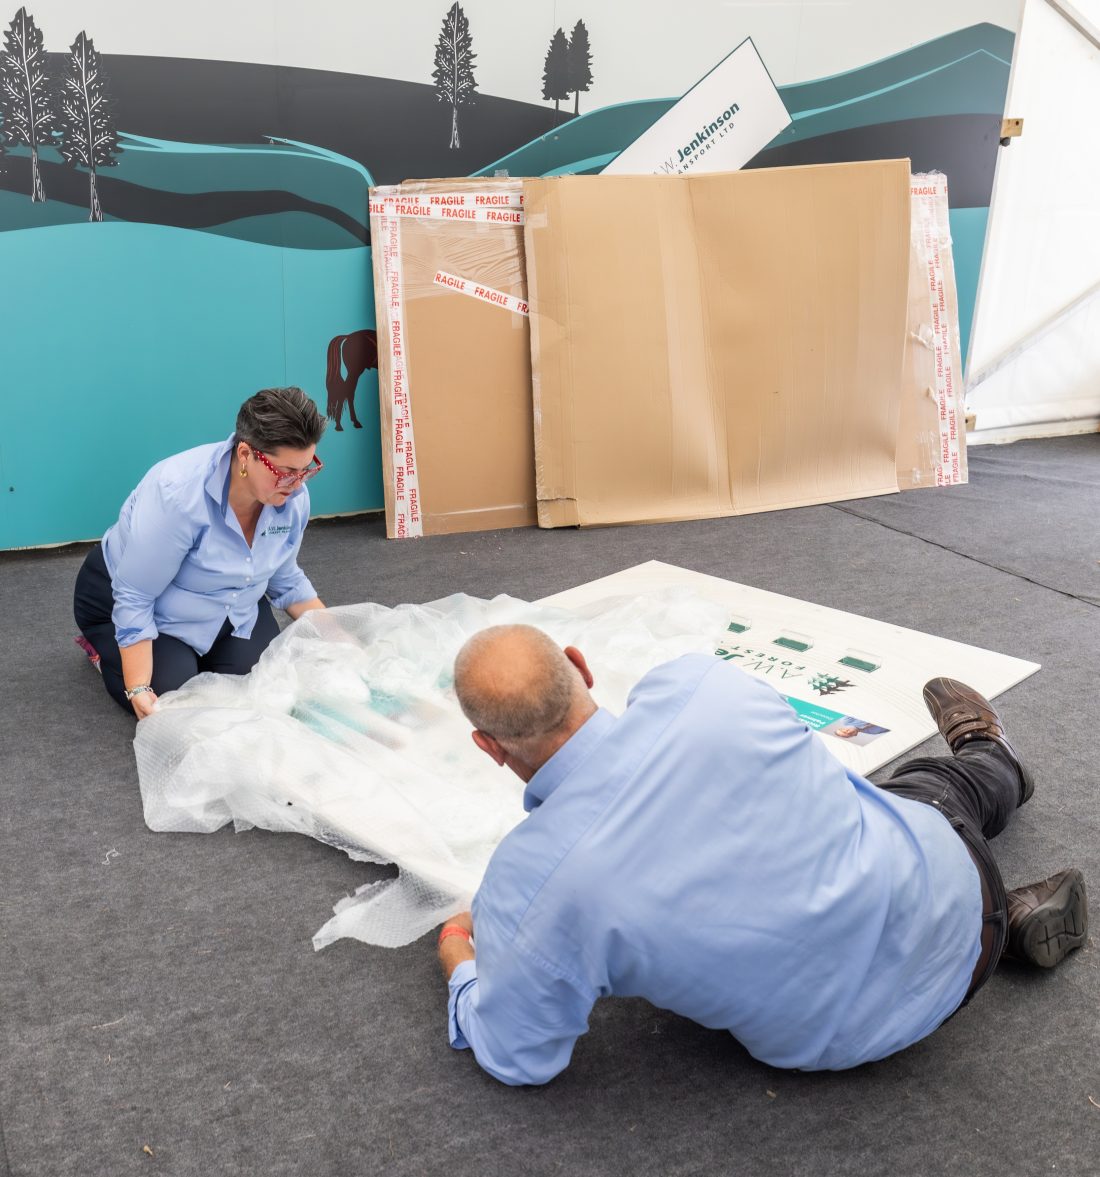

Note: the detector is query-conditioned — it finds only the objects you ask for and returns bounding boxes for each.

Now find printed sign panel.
[604,38,792,176]
[542,561,1039,778]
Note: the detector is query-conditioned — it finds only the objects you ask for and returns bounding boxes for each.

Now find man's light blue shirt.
[101,436,316,654]
[448,654,982,1085]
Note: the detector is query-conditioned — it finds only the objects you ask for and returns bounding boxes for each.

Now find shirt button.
[246,557,252,563]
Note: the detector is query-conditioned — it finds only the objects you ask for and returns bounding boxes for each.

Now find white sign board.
[603,38,792,177]
[542,561,1040,779]
[135,564,1040,948]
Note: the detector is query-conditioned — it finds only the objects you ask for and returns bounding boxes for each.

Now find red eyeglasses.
[252,448,324,488]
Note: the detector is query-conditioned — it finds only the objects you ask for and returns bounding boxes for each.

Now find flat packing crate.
[369,177,535,538]
[525,160,966,526]
[370,162,966,536]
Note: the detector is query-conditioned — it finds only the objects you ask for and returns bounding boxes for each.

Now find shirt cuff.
[267,575,318,612]
[447,959,479,1050]
[113,608,159,647]
[116,625,160,648]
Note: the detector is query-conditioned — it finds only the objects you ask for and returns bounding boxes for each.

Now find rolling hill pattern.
[0,18,1011,248]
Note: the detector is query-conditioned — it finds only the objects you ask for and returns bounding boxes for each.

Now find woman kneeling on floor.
[74,386,328,719]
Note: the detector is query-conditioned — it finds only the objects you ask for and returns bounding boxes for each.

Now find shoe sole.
[1014,871,1088,968]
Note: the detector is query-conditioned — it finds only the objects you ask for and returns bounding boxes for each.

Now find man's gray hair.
[235,386,325,452]
[454,625,580,750]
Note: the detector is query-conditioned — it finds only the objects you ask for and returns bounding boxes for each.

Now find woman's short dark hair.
[235,387,326,452]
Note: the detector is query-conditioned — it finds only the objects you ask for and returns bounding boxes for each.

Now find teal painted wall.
[0,223,379,548]
[0,17,1013,548]
[950,206,989,364]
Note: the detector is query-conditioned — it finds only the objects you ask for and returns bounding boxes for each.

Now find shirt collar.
[205,435,237,508]
[523,707,616,813]
[204,434,301,517]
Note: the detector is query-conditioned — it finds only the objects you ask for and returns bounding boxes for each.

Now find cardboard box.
[524,160,922,528]
[369,178,537,538]
[370,165,966,539]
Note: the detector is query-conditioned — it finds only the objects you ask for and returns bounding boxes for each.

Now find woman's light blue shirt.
[101,436,316,653]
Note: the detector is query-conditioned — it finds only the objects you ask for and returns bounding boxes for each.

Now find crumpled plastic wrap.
[134,590,729,948]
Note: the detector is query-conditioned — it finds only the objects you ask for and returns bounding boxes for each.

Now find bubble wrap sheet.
[134,591,729,948]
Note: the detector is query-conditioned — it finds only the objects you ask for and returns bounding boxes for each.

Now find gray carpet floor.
[1,435,1097,1177]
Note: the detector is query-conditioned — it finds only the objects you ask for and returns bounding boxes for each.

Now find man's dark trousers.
[880,740,1020,998]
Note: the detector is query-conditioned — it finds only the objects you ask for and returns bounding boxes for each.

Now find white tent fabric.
[968,0,1100,440]
[134,591,729,948]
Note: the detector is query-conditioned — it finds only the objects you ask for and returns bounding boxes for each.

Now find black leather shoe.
[921,677,1034,806]
[1004,869,1088,968]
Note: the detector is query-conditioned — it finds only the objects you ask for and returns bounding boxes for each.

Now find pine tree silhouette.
[432,2,477,150]
[809,674,854,697]
[0,7,55,201]
[566,20,593,117]
[56,31,120,222]
[542,28,570,119]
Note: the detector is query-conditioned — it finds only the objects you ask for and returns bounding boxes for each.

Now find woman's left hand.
[131,689,159,720]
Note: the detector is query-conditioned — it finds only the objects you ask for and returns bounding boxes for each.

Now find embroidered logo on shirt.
[262,524,293,537]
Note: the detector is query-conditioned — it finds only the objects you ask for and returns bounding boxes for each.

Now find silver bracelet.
[124,684,154,701]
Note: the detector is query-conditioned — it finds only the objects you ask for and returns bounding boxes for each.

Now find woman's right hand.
[130,689,159,720]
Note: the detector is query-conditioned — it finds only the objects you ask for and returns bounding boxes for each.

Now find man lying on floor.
[436,626,1088,1086]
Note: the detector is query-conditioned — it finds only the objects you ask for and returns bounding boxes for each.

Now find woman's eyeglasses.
[252,448,324,488]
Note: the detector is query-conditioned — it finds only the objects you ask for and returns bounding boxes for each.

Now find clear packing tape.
[134,590,729,949]
[369,178,527,307]
[368,178,534,539]
[898,172,967,489]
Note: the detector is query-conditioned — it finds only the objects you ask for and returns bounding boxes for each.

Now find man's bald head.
[454,625,594,767]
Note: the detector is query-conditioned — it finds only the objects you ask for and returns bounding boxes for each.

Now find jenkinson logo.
[657,101,742,174]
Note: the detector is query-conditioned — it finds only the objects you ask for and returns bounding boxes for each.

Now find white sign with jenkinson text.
[603,37,791,177]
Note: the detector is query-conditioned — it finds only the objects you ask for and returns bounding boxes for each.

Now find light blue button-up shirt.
[101,436,316,653]
[448,654,982,1085]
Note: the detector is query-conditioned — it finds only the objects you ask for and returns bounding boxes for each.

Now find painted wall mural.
[1,12,118,216]
[433,2,477,149]
[0,2,1017,548]
[542,21,594,118]
[326,330,378,432]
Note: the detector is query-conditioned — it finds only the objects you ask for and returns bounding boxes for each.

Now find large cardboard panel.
[525,161,914,528]
[369,178,537,537]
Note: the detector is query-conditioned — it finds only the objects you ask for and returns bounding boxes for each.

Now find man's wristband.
[438,925,473,948]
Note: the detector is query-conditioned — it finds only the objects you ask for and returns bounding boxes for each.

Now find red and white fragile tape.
[433,270,529,316]
[378,212,424,538]
[371,186,526,537]
[911,176,964,486]
[370,191,524,226]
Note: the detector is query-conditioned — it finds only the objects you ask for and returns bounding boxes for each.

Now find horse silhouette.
[325,329,378,431]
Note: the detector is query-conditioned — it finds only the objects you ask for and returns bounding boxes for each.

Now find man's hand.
[437,911,476,982]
